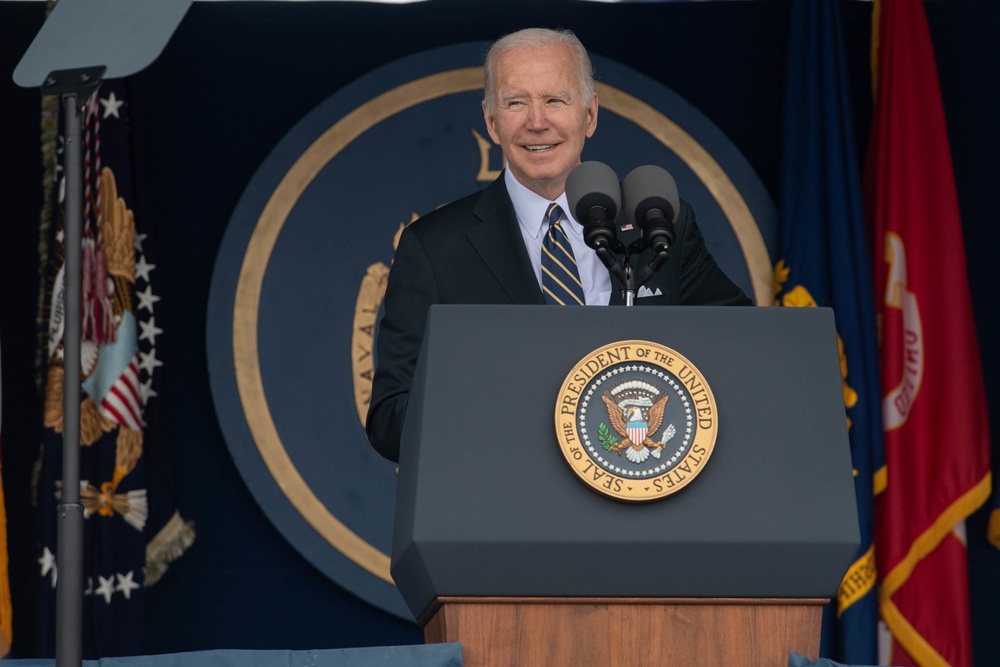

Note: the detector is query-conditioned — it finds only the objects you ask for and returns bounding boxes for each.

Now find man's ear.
[586,94,599,139]
[482,101,501,144]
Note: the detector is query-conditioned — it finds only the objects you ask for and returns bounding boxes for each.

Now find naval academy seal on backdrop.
[206,41,776,620]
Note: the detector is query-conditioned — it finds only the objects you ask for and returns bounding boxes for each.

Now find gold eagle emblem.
[600,392,670,463]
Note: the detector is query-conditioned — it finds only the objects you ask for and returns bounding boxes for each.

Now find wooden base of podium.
[423,597,826,667]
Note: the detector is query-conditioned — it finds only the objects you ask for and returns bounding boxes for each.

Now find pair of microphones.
[565,161,679,303]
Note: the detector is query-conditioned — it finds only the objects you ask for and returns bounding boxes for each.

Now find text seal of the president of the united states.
[555,340,719,502]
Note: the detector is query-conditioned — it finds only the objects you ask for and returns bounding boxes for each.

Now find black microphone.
[622,165,678,254]
[566,161,621,252]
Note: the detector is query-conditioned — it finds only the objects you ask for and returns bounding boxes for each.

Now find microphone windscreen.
[566,161,621,223]
[622,165,679,227]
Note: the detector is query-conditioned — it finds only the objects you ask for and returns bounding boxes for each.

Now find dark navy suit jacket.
[366,173,752,461]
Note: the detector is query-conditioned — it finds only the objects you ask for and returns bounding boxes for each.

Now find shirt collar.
[505,169,582,241]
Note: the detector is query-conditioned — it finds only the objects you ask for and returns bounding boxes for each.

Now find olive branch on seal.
[598,422,618,452]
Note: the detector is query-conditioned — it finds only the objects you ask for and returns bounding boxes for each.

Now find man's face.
[483,43,598,201]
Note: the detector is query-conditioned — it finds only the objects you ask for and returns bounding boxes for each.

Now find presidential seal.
[555,340,718,502]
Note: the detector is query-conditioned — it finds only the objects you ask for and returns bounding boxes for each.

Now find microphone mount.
[566,162,680,306]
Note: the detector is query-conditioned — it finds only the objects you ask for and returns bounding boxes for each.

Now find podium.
[392,305,860,666]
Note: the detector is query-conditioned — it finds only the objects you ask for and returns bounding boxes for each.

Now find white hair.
[483,28,595,113]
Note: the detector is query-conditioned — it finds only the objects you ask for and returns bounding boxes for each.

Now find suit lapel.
[467,175,545,305]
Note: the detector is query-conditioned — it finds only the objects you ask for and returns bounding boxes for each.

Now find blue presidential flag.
[35,79,194,657]
[773,1,884,663]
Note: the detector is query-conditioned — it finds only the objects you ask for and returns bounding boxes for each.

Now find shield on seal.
[627,420,648,446]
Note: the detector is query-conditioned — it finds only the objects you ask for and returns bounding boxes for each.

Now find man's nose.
[525,102,549,130]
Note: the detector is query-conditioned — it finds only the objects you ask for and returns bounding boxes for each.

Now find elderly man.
[366,28,750,462]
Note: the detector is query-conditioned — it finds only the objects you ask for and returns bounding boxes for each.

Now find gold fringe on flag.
[144,511,196,587]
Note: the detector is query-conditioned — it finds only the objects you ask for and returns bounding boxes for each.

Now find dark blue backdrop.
[1,0,998,663]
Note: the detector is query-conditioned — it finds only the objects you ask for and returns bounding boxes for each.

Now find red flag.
[0,339,11,658]
[866,1,992,665]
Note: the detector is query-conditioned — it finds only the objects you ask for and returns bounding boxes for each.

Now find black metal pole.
[56,91,85,667]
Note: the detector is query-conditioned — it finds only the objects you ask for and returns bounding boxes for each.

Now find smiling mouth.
[525,144,556,152]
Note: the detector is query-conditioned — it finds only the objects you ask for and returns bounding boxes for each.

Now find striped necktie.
[541,203,585,305]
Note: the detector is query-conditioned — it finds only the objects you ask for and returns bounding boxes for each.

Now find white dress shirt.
[505,169,613,306]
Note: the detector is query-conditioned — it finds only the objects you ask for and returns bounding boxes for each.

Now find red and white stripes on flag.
[97,355,144,430]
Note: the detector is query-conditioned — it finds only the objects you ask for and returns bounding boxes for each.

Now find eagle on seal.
[601,393,669,463]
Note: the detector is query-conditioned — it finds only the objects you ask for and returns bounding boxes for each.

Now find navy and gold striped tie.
[541,203,585,305]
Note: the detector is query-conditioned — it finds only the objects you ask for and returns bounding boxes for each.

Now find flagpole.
[51,76,100,667]
[56,89,84,667]
[32,65,107,667]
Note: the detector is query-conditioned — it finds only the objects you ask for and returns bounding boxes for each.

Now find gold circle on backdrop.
[231,66,770,584]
